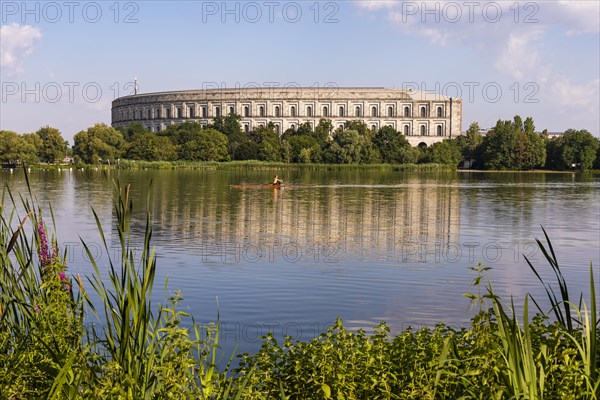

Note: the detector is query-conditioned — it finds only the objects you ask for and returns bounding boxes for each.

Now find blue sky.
[1,0,599,142]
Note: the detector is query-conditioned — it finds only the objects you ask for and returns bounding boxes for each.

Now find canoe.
[230,184,285,189]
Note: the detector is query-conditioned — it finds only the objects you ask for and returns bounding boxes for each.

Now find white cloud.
[355,1,599,118]
[494,30,545,81]
[551,78,600,111]
[0,23,42,76]
[354,0,398,11]
[554,0,600,35]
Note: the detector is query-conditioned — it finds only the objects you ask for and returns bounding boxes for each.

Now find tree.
[554,129,599,170]
[249,124,281,162]
[166,121,203,146]
[35,126,66,163]
[372,126,414,164]
[482,120,518,170]
[425,139,462,166]
[0,130,38,164]
[288,135,319,163]
[324,129,364,164]
[126,133,177,161]
[73,123,125,164]
[515,117,546,170]
[192,129,230,161]
[455,122,483,167]
[481,116,545,170]
[313,119,333,144]
[120,122,147,141]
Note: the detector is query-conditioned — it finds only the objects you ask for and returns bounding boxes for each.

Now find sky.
[1,0,599,143]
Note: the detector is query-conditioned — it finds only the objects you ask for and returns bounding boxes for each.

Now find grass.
[58,159,457,172]
[0,173,598,399]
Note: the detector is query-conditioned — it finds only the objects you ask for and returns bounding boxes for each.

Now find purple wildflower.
[38,220,51,267]
[58,272,72,293]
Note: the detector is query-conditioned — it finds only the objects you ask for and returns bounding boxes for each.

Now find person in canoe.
[273,175,283,187]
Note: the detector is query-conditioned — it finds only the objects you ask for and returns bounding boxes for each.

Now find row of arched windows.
[137,122,445,136]
[118,104,446,121]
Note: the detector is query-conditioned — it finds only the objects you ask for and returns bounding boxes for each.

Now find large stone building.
[111,87,462,146]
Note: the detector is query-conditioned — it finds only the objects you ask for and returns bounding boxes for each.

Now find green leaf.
[321,383,331,398]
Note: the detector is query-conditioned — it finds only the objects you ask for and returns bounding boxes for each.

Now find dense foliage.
[1,182,598,399]
[2,115,600,170]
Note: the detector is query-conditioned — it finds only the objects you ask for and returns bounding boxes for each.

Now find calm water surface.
[2,168,599,356]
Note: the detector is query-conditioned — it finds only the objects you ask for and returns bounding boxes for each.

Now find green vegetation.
[2,115,600,171]
[1,179,598,399]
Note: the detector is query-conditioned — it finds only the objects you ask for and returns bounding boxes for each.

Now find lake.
[2,168,599,357]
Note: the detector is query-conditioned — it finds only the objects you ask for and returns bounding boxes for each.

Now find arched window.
[290,124,295,130]
[201,107,207,118]
[291,106,296,117]
[244,106,249,117]
[339,124,344,130]
[189,107,194,118]
[404,106,410,117]
[371,124,377,131]
[420,106,427,118]
[215,107,220,117]
[323,106,329,117]
[420,125,426,135]
[437,106,443,117]
[274,106,279,117]
[404,125,409,135]
[260,106,265,117]
[275,124,280,134]
[371,106,378,117]
[307,106,313,117]
[244,124,249,133]
[355,106,361,117]
[166,109,171,119]
[156,108,161,119]
[388,106,394,117]
[177,108,182,118]
[339,106,344,117]
[229,106,234,115]
[437,125,443,136]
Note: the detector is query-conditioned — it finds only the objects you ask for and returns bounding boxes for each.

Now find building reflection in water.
[124,171,461,266]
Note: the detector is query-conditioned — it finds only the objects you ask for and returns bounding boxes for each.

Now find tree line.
[1,115,599,170]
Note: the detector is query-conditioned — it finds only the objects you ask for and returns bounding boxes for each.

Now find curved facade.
[111,87,462,146]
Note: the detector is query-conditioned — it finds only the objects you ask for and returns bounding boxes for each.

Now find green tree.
[455,122,483,167]
[324,129,364,164]
[171,127,230,161]
[481,116,545,170]
[35,126,66,163]
[425,139,462,166]
[73,123,125,164]
[166,121,203,145]
[192,128,230,161]
[250,124,281,161]
[120,122,147,141]
[554,129,599,170]
[126,132,177,161]
[515,117,546,170]
[482,120,518,170]
[344,120,370,138]
[372,126,414,164]
[0,130,38,164]
[288,135,319,163]
[314,118,333,144]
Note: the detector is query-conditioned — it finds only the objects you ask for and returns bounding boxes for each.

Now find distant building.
[111,87,462,147]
